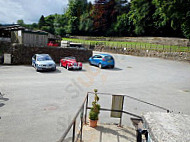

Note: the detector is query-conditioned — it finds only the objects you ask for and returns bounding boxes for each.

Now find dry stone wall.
[94,45,190,62]
[73,36,190,47]
[0,42,92,65]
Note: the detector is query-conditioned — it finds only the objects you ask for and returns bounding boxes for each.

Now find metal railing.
[58,92,170,142]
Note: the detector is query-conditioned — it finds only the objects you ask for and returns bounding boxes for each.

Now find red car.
[47,41,59,47]
[60,57,82,70]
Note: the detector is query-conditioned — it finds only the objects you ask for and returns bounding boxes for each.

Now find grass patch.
[62,37,190,52]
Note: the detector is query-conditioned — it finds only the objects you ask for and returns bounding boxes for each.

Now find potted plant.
[89,89,100,127]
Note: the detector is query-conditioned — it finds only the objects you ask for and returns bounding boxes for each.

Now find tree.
[92,0,118,36]
[112,13,133,36]
[153,0,190,38]
[129,0,157,36]
[31,23,38,30]
[17,19,24,26]
[182,12,190,39]
[38,15,46,29]
[65,0,88,35]
[43,15,55,34]
[54,14,67,36]
[79,13,93,35]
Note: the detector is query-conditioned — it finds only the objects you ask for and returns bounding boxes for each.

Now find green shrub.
[89,89,100,120]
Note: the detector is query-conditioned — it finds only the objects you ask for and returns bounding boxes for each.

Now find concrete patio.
[82,123,136,142]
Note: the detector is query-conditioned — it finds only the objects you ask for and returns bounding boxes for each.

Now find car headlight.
[38,64,42,67]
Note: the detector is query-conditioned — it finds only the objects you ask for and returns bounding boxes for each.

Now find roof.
[99,54,112,57]
[0,24,25,30]
[36,54,50,57]
[23,30,48,35]
[0,24,48,35]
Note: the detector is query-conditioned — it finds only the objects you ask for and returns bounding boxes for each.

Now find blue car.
[89,54,115,69]
[32,54,56,71]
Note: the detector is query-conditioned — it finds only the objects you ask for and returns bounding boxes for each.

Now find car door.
[93,55,102,66]
[62,58,66,67]
[32,55,36,66]
[90,55,97,65]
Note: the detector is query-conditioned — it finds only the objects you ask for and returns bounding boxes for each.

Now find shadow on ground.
[38,69,61,74]
[105,67,122,71]
[95,125,136,142]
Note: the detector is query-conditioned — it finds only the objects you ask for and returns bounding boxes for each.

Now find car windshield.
[104,56,113,60]
[65,57,76,60]
[37,56,52,61]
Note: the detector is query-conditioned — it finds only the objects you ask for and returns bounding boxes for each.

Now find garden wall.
[0,42,92,65]
[72,36,190,47]
[94,45,190,62]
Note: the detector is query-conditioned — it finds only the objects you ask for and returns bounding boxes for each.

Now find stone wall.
[94,45,190,62]
[0,41,12,54]
[0,42,92,65]
[72,36,190,47]
[0,41,12,63]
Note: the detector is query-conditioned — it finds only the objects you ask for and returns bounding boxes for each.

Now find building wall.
[22,32,48,47]
[10,30,48,47]
[11,31,22,43]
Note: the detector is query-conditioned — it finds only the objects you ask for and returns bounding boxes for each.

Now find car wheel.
[66,65,70,70]
[35,66,39,72]
[53,67,56,71]
[111,65,114,69]
[89,61,92,65]
[34,64,37,71]
[79,67,82,70]
[98,63,102,69]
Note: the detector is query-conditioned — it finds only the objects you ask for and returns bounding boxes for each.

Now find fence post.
[119,96,124,127]
[80,105,84,142]
[72,121,76,142]
[85,94,88,124]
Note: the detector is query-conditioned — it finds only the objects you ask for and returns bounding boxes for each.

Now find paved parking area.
[0,52,190,142]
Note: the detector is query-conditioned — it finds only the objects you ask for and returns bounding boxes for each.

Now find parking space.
[0,52,190,142]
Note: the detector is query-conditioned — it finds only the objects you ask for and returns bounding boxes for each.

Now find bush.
[89,89,100,120]
[89,111,98,120]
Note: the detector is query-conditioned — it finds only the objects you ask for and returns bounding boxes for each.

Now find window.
[105,56,113,60]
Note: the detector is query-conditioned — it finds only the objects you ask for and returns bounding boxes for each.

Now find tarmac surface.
[0,51,190,142]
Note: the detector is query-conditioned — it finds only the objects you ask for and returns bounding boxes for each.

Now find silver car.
[32,54,56,71]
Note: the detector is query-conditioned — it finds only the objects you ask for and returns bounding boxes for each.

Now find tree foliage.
[17,19,25,26]
[112,13,133,36]
[16,0,190,39]
[153,0,190,38]
[38,15,45,29]
[129,0,157,36]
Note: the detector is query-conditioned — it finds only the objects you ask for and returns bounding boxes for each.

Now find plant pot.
[89,119,98,128]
